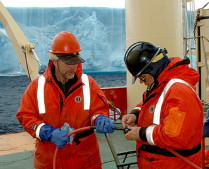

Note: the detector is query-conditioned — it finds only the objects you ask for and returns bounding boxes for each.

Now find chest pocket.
[37,74,90,114]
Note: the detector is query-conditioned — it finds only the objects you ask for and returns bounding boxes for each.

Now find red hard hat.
[48,31,82,54]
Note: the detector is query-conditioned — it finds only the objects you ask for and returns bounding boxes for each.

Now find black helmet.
[124,41,162,83]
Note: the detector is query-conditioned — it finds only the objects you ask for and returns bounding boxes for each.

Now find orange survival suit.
[133,57,203,169]
[16,62,109,169]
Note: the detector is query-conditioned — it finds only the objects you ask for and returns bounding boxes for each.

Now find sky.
[0,0,125,8]
[190,0,209,9]
[0,0,208,9]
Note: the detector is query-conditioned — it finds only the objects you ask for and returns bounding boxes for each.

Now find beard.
[65,73,75,80]
[63,70,76,80]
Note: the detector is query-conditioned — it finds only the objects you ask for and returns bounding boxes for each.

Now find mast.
[0,1,39,81]
[125,0,183,112]
[195,7,209,103]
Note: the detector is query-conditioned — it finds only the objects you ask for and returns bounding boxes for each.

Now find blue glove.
[40,125,70,148]
[95,115,115,133]
[203,109,209,138]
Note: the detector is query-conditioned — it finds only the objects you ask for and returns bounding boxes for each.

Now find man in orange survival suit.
[16,31,115,169]
[122,41,203,169]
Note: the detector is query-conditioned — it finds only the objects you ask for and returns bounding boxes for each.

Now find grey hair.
[49,53,59,60]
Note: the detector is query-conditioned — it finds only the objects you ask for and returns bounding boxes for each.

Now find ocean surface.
[0,72,126,134]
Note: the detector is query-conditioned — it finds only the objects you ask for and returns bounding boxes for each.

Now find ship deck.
[0,123,138,169]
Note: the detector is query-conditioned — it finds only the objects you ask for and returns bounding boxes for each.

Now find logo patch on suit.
[149,105,154,113]
[75,96,82,103]
[31,123,38,131]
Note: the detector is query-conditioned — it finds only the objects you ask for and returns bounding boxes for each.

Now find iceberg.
[0,7,126,75]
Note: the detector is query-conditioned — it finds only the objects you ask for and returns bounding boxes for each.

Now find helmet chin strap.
[147,82,155,91]
[146,76,155,97]
[147,76,155,90]
[146,82,155,97]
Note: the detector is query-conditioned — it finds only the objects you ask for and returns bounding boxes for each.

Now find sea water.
[0,72,126,134]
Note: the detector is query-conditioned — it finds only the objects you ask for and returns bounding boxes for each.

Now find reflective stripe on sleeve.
[81,74,90,110]
[133,107,141,111]
[37,75,46,114]
[91,114,100,125]
[153,78,196,125]
[146,125,156,145]
[36,123,46,139]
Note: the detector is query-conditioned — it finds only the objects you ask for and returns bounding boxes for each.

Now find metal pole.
[104,133,123,169]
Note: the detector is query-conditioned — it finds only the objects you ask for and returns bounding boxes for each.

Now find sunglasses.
[138,76,146,82]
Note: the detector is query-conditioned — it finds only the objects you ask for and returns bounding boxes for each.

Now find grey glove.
[61,123,74,145]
